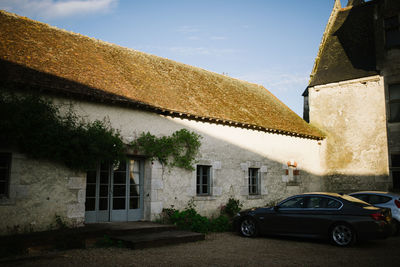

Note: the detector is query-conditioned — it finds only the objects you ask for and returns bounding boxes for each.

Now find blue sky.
[0,0,345,116]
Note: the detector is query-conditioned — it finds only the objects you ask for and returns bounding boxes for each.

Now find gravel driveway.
[3,232,400,267]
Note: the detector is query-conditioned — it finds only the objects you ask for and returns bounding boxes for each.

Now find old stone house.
[303,0,400,193]
[0,0,398,235]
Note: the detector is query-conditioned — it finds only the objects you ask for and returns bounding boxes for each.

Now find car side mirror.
[273,205,279,211]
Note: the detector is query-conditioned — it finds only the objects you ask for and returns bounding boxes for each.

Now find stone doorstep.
[83,222,177,237]
[0,222,194,258]
[109,230,205,249]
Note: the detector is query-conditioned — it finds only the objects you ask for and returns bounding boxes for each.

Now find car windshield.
[341,194,371,207]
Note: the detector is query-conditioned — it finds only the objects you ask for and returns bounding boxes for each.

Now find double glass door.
[85,159,144,223]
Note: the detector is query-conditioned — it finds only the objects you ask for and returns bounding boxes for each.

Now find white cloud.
[134,45,238,58]
[0,0,117,19]
[188,36,201,41]
[237,69,309,92]
[176,25,199,34]
[210,36,226,40]
[168,46,237,57]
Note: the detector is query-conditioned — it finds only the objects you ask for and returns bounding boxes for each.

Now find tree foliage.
[0,92,125,170]
[132,129,202,170]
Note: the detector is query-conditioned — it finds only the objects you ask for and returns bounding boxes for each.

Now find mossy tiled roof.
[309,2,379,87]
[0,10,324,140]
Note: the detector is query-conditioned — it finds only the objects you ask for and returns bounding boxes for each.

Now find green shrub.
[209,215,231,232]
[168,199,234,233]
[221,198,243,217]
[170,207,210,233]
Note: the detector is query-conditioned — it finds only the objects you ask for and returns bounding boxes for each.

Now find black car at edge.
[233,192,393,246]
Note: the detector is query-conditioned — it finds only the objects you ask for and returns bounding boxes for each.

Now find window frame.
[196,165,211,196]
[0,152,11,198]
[388,83,400,123]
[384,15,400,49]
[391,154,400,192]
[248,168,260,195]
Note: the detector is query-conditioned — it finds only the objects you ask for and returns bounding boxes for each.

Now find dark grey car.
[234,192,393,246]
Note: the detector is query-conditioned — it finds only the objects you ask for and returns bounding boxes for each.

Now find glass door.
[127,159,144,221]
[85,163,111,223]
[85,159,144,223]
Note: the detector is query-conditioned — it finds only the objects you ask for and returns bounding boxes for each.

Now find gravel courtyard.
[3,232,400,267]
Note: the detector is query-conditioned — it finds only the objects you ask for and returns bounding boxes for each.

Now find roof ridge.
[309,0,343,84]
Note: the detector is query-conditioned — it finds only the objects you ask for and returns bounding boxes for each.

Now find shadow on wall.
[333,3,377,71]
[323,175,390,193]
[0,59,393,201]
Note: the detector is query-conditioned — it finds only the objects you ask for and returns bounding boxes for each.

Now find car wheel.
[330,223,356,246]
[239,217,258,237]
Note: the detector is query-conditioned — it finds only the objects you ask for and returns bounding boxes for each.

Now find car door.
[301,196,343,236]
[266,196,309,235]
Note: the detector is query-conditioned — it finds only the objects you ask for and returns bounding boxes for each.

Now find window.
[307,197,324,208]
[389,84,400,122]
[326,198,342,209]
[248,168,260,195]
[385,15,400,48]
[352,194,369,202]
[306,197,342,209]
[0,153,11,197]
[196,165,211,195]
[368,194,392,205]
[279,197,306,209]
[391,154,400,192]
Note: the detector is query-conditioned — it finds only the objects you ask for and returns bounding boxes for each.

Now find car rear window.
[368,195,392,204]
[351,194,369,202]
[341,194,371,207]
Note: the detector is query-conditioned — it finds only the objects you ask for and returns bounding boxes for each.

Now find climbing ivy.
[131,129,202,170]
[0,92,125,170]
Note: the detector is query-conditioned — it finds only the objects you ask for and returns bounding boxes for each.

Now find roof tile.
[0,10,324,139]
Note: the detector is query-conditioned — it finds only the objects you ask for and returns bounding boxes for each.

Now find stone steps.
[110,230,205,249]
[0,222,205,259]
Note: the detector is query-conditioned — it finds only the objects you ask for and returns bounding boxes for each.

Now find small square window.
[391,154,400,192]
[196,165,211,195]
[0,153,11,197]
[385,15,400,48]
[393,171,400,192]
[248,168,260,195]
[389,84,400,122]
[391,154,400,167]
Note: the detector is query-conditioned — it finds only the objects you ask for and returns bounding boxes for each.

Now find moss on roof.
[309,2,378,87]
[0,10,324,139]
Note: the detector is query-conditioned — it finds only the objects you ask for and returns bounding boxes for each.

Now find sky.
[0,0,347,116]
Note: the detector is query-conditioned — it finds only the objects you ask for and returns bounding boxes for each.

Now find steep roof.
[0,10,323,140]
[308,0,379,87]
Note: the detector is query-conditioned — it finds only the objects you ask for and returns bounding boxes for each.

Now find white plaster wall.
[55,97,324,219]
[0,152,85,235]
[308,75,390,191]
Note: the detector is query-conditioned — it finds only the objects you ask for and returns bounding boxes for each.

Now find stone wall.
[0,152,85,235]
[65,97,324,220]
[308,75,391,192]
